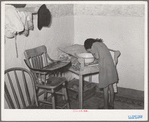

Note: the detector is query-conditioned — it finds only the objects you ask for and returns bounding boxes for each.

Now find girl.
[84,38,121,109]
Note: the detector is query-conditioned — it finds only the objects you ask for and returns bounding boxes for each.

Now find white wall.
[4,4,74,70]
[73,4,145,91]
[4,4,145,92]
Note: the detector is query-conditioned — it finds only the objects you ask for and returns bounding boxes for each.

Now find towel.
[19,11,34,36]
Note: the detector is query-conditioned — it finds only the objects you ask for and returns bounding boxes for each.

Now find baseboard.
[96,86,144,101]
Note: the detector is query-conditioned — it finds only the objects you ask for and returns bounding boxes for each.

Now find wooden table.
[69,58,99,109]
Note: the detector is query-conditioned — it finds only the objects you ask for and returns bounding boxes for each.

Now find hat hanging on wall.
[37,4,51,30]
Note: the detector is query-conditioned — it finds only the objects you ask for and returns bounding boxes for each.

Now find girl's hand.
[115,50,121,57]
[114,50,121,65]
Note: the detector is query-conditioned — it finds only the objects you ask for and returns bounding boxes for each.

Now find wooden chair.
[24,45,70,109]
[4,67,39,109]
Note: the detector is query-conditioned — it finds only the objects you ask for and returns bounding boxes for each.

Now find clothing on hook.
[5,5,24,38]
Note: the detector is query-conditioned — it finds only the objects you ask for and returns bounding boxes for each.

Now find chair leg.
[43,75,48,101]
[51,91,56,109]
[62,88,65,100]
[62,83,70,109]
[36,88,42,107]
[44,90,47,100]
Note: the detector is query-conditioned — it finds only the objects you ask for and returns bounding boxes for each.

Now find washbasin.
[76,53,94,64]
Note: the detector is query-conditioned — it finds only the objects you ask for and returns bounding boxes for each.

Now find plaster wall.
[4,3,145,95]
[73,4,145,91]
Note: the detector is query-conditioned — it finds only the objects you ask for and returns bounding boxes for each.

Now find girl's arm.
[108,48,121,65]
[108,48,121,57]
[108,48,119,52]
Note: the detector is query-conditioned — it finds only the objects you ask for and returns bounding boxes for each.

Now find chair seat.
[46,76,67,89]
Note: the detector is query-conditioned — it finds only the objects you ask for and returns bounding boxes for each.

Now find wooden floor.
[42,90,144,109]
[69,91,144,109]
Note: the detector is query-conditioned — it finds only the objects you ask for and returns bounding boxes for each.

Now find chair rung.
[37,90,64,97]
[55,92,64,95]
[38,100,52,105]
[37,91,45,97]
[43,103,68,109]
[56,102,69,109]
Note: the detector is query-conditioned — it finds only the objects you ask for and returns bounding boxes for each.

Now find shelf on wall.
[17,7,38,14]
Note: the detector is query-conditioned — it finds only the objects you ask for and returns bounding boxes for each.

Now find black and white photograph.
[1,1,148,121]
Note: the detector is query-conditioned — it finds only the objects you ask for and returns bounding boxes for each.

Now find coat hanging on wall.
[5,5,34,58]
[5,5,34,38]
[37,4,51,30]
[5,5,24,38]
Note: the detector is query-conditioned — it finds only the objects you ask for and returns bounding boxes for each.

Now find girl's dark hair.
[84,38,103,50]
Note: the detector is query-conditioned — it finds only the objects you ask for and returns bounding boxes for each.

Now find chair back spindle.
[24,45,50,70]
[5,82,15,109]
[14,70,26,108]
[4,68,38,109]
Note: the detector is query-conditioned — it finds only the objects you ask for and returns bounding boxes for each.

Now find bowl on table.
[76,53,94,64]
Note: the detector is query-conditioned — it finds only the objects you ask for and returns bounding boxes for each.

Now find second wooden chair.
[24,45,70,109]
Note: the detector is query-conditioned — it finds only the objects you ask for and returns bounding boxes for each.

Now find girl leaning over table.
[84,38,121,109]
